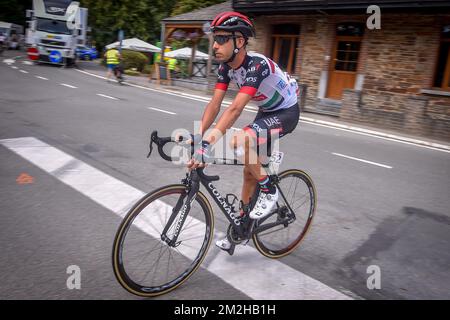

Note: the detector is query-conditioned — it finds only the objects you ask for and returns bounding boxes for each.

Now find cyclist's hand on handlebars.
[188,140,212,169]
[175,133,202,146]
[187,133,202,146]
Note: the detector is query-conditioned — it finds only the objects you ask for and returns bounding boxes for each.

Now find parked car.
[76,45,98,60]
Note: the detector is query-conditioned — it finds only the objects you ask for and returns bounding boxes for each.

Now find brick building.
[169,0,450,140]
[236,0,450,140]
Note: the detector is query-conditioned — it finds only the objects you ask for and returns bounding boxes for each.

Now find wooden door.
[443,49,450,91]
[272,36,297,74]
[326,36,362,99]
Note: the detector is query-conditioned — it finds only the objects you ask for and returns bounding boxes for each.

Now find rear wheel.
[112,184,214,297]
[252,169,316,258]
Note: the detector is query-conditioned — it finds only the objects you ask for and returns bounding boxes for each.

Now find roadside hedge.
[121,50,149,72]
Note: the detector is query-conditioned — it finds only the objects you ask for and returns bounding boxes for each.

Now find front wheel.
[252,169,317,258]
[112,184,214,297]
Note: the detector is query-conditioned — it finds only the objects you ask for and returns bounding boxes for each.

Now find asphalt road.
[1,54,449,300]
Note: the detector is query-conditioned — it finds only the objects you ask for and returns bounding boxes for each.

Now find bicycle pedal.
[226,244,235,256]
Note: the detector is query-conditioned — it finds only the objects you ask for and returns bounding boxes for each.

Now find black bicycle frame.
[149,131,296,246]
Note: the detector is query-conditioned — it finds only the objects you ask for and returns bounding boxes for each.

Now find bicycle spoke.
[292,197,310,212]
[178,235,204,242]
[290,194,308,208]
[140,214,163,237]
[257,225,285,237]
[129,240,164,275]
[140,244,166,284]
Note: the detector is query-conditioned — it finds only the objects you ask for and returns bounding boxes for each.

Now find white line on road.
[332,152,393,169]
[11,66,18,69]
[148,107,176,115]
[35,76,48,80]
[301,118,450,154]
[96,93,118,100]
[0,136,352,300]
[19,69,28,73]
[60,83,77,89]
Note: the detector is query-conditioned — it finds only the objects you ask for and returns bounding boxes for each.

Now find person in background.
[104,47,121,82]
[168,57,178,78]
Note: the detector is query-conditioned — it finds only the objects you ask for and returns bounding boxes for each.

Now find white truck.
[27,0,88,66]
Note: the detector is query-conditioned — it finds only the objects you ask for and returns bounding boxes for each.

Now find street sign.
[49,50,62,63]
[118,30,124,53]
[27,47,39,61]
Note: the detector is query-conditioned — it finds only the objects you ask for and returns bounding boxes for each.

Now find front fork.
[160,171,200,247]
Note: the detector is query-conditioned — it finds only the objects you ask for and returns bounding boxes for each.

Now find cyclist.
[188,11,300,253]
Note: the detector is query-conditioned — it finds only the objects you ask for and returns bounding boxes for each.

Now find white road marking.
[35,76,48,80]
[300,118,450,153]
[148,107,176,115]
[11,66,18,69]
[75,68,449,153]
[96,93,118,100]
[19,69,29,73]
[3,58,15,64]
[332,152,393,169]
[22,61,33,65]
[60,83,77,89]
[0,136,352,300]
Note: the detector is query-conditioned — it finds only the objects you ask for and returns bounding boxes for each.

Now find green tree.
[80,0,176,51]
[0,0,32,26]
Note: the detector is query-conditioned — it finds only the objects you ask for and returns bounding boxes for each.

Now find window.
[334,41,361,72]
[36,18,71,35]
[270,24,300,74]
[433,25,450,91]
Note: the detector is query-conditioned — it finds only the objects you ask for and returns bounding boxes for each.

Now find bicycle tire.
[252,169,317,258]
[112,184,214,297]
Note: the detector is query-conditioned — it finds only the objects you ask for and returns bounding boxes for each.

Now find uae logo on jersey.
[252,93,268,101]
[276,79,287,90]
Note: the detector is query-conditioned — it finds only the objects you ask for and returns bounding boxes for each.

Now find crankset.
[227,224,249,245]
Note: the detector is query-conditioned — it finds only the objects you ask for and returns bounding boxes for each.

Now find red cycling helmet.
[210,11,256,38]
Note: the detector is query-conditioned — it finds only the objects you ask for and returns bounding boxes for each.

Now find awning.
[165,47,209,60]
[105,37,161,53]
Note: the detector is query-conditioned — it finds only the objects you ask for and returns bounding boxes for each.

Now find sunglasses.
[213,34,242,45]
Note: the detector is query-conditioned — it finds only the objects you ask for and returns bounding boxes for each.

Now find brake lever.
[147,131,158,158]
[147,141,153,158]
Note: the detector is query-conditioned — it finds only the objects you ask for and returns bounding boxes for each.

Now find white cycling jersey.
[215,52,299,112]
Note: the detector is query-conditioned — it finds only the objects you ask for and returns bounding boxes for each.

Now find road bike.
[112,131,317,297]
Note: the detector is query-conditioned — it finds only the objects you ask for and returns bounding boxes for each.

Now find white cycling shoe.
[215,237,232,250]
[249,188,279,219]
